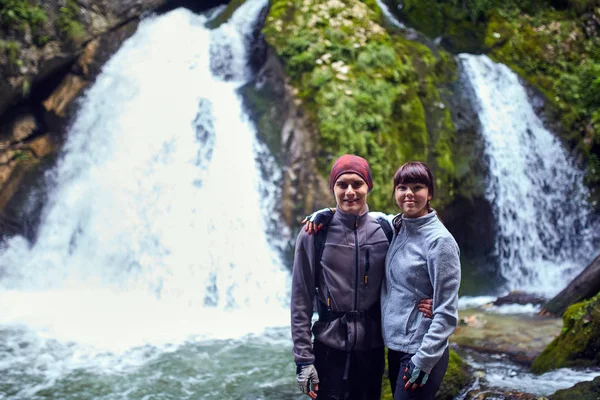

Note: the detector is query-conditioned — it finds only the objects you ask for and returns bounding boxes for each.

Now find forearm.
[291,231,316,364]
[413,237,460,373]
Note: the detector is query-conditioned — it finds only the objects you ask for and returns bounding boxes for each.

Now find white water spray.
[460,54,599,294]
[0,0,289,351]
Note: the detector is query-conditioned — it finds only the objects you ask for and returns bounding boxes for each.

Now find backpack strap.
[375,216,393,243]
[313,224,328,298]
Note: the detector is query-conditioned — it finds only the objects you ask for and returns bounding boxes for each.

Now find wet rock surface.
[452,309,562,365]
[493,291,547,307]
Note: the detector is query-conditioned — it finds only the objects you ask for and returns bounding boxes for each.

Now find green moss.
[381,348,471,399]
[551,376,600,400]
[531,292,600,373]
[0,0,47,30]
[56,0,85,42]
[436,349,471,400]
[4,40,20,65]
[264,0,458,212]
[12,150,31,161]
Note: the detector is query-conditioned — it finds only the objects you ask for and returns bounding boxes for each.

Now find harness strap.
[317,301,380,380]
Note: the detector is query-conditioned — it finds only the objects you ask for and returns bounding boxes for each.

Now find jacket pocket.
[402,305,419,336]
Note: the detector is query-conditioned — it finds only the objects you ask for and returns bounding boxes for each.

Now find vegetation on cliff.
[531,291,600,373]
[263,0,458,211]
[387,0,600,207]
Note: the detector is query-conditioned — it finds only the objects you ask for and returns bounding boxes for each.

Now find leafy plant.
[0,0,47,30]
[56,0,85,42]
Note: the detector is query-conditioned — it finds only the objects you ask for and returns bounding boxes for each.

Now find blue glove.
[403,360,429,391]
[302,208,334,234]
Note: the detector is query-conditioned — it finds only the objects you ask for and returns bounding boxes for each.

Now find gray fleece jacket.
[291,207,389,365]
[381,211,460,374]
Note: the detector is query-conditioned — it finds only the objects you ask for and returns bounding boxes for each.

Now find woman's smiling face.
[333,173,369,215]
[395,182,431,218]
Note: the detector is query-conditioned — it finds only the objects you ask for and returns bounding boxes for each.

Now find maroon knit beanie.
[329,154,373,192]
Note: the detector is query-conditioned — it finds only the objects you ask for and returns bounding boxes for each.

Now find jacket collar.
[402,210,437,229]
[334,205,370,229]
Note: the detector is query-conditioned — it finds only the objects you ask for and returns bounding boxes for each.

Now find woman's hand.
[403,360,429,391]
[301,208,335,235]
[418,298,433,319]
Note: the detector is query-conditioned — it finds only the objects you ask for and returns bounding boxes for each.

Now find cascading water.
[459,54,599,295]
[0,2,298,399]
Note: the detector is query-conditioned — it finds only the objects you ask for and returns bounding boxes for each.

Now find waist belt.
[317,301,380,380]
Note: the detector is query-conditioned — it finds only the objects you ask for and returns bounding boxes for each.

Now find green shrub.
[0,0,47,29]
[56,0,85,42]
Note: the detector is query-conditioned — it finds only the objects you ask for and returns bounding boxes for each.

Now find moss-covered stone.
[550,376,600,400]
[531,292,600,373]
[435,349,471,400]
[381,348,471,400]
[263,0,459,212]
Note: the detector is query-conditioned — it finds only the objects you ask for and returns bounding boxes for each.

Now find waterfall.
[459,54,599,294]
[0,0,290,350]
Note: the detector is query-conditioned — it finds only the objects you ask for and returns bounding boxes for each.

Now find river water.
[0,2,599,399]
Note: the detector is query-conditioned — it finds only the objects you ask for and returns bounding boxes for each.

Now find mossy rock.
[531,292,600,373]
[381,348,471,399]
[550,376,600,400]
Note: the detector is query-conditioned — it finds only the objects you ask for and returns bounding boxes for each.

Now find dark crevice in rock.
[155,0,229,15]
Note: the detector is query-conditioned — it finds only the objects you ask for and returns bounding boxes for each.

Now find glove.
[301,208,334,234]
[403,360,429,391]
[296,364,319,395]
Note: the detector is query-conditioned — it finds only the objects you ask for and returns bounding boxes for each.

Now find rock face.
[0,0,168,117]
[531,292,600,373]
[240,48,332,229]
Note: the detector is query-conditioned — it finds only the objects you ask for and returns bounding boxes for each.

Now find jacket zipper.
[364,249,370,286]
[352,217,359,350]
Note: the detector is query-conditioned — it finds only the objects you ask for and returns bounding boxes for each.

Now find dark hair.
[391,161,435,233]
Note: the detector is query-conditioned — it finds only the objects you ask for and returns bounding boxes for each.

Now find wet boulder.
[531,292,600,373]
[493,291,547,306]
[550,376,600,400]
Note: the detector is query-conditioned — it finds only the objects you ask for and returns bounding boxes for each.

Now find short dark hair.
[391,161,436,232]
[392,161,434,199]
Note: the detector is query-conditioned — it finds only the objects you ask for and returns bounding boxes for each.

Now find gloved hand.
[301,207,335,235]
[403,360,429,391]
[296,364,319,398]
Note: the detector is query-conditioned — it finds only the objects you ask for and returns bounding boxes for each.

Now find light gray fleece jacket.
[381,211,460,374]
[291,207,389,365]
